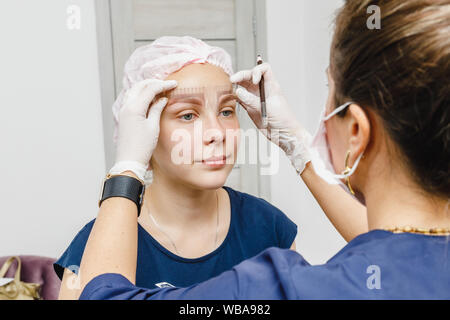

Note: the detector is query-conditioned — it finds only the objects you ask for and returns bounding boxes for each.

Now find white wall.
[0,0,105,258]
[265,0,347,264]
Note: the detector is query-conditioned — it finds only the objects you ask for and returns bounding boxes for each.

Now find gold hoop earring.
[341,150,355,195]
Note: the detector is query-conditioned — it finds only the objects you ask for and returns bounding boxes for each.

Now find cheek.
[154,119,193,165]
[325,119,346,173]
[223,118,240,157]
[157,118,175,153]
[222,114,240,135]
[325,91,334,115]
[152,127,172,164]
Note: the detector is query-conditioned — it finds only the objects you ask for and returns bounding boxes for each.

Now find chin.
[183,167,232,190]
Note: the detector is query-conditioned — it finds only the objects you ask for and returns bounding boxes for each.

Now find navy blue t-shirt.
[54,186,297,288]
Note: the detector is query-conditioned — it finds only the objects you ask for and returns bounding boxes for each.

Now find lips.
[203,156,226,162]
[201,155,228,168]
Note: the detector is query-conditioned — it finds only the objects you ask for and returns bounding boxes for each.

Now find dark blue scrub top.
[54,186,297,289]
[80,230,450,300]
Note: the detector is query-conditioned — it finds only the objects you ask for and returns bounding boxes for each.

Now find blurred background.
[0,0,347,266]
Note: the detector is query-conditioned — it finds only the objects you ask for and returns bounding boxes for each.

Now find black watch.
[98,174,145,217]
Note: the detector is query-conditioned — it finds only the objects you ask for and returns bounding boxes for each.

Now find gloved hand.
[109,79,178,181]
[230,63,312,174]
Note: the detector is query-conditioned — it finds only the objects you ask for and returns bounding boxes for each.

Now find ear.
[347,104,370,165]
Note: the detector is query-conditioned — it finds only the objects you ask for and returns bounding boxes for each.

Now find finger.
[238,81,258,93]
[137,79,177,114]
[236,87,261,112]
[123,79,153,106]
[252,63,271,85]
[130,79,177,115]
[230,69,253,84]
[146,97,168,127]
[159,79,178,91]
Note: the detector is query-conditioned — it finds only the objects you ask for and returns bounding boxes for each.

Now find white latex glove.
[109,79,178,182]
[230,63,312,174]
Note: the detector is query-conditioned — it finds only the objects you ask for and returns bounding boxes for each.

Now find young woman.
[54,37,297,299]
[76,0,450,299]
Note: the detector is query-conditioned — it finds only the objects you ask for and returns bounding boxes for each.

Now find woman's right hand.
[230,63,312,174]
[109,79,178,181]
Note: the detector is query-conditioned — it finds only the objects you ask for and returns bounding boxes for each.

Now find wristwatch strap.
[98,174,145,217]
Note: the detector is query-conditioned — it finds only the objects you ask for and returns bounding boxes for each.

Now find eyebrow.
[167,93,204,105]
[168,90,236,102]
[218,93,238,105]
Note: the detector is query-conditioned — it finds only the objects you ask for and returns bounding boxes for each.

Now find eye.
[179,113,196,121]
[220,106,235,117]
[221,110,233,117]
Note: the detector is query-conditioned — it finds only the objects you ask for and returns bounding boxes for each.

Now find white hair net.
[111,36,234,185]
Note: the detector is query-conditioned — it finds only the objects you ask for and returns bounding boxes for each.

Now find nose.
[202,112,226,146]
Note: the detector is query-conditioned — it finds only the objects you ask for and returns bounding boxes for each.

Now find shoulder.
[78,218,96,235]
[65,218,97,250]
[53,219,96,280]
[69,219,96,245]
[224,187,297,248]
[225,186,288,220]
[235,246,373,299]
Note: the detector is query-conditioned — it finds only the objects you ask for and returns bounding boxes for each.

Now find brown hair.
[330,0,450,199]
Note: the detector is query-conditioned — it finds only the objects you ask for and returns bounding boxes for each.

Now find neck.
[364,171,450,232]
[143,169,219,227]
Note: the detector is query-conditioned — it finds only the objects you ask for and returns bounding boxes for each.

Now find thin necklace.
[382,226,450,236]
[146,190,220,256]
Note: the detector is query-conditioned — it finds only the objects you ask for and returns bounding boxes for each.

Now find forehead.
[165,63,231,88]
[168,85,235,99]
